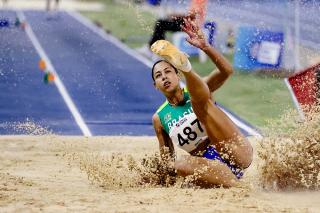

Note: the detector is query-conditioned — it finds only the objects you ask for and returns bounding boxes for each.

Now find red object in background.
[288,64,320,107]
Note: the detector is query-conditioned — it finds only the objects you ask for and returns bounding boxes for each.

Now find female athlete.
[151,17,253,187]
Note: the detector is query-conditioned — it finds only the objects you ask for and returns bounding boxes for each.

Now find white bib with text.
[169,112,208,153]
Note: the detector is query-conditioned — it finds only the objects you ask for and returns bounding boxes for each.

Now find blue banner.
[234,26,284,70]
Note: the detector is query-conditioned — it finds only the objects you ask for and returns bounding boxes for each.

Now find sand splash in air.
[123,1,156,33]
[63,105,320,192]
[257,105,320,190]
[65,151,178,189]
[6,118,52,135]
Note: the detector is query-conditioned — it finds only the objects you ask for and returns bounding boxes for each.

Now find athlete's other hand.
[181,17,207,49]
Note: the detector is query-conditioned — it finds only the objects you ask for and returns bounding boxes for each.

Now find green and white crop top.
[156,88,208,153]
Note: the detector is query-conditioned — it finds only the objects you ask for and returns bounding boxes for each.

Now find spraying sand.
[1,106,319,212]
[0,134,319,212]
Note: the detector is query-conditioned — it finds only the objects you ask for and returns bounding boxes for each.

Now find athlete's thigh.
[192,100,242,142]
[192,100,253,168]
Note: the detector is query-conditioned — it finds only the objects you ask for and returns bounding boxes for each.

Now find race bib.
[169,113,208,153]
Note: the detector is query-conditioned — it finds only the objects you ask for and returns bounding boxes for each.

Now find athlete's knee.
[242,148,253,169]
[236,141,253,169]
[174,160,182,171]
[174,160,189,176]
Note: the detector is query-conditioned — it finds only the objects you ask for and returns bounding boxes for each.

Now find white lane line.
[17,10,92,136]
[218,108,263,138]
[69,10,262,138]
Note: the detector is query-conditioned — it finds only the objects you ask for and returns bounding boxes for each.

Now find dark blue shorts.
[202,146,244,179]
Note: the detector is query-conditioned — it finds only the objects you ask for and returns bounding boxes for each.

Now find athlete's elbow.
[223,67,233,77]
[228,67,234,75]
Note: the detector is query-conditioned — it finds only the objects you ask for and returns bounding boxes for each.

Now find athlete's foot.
[150,40,192,72]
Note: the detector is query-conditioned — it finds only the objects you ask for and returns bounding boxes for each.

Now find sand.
[0,135,319,213]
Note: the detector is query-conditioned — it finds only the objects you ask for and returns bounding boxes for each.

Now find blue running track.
[0,11,81,135]
[0,10,260,137]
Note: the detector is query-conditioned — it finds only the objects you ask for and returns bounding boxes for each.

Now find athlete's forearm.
[201,45,233,76]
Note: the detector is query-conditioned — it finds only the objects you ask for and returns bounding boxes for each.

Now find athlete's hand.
[185,10,196,21]
[169,13,183,20]
[181,17,208,49]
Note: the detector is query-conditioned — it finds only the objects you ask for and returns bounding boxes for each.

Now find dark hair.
[151,60,178,81]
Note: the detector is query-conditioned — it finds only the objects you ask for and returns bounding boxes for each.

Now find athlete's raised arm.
[152,113,175,161]
[181,17,233,93]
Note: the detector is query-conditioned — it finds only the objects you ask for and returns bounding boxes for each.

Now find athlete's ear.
[153,82,159,90]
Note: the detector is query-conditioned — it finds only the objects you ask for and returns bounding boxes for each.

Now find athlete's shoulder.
[152,113,160,124]
[152,113,164,133]
[156,100,169,114]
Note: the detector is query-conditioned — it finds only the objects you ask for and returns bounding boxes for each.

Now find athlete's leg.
[183,71,253,169]
[175,155,239,187]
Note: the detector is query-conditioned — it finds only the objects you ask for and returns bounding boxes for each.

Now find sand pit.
[0,135,319,212]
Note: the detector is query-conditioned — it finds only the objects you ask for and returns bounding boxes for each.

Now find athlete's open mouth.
[164,81,171,88]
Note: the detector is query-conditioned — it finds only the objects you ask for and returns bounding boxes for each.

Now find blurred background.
[1,0,319,135]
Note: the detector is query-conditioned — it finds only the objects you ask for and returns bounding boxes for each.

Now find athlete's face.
[153,61,180,93]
